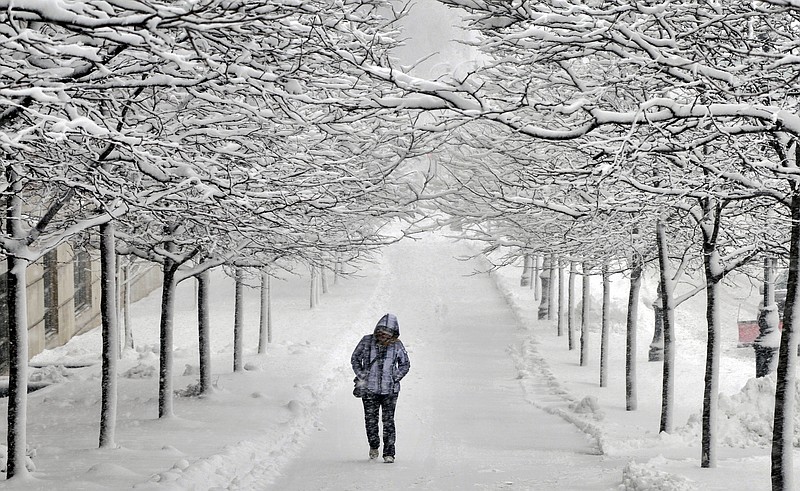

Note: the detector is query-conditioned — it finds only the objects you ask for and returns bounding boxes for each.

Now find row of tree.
[353,2,800,489]
[0,0,434,479]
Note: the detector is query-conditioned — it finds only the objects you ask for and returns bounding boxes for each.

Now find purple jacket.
[351,314,410,396]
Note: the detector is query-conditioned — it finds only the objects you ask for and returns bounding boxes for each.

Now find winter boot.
[383,456,395,464]
[369,448,379,460]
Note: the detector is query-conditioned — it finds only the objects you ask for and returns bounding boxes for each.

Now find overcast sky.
[391,0,479,79]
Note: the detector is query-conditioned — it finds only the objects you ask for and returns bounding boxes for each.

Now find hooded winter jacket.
[351,314,410,395]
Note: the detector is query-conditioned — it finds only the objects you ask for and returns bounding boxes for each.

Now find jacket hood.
[374,313,400,337]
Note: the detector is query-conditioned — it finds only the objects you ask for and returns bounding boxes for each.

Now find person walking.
[351,313,411,463]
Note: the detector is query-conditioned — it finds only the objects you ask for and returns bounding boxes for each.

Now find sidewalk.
[267,237,625,490]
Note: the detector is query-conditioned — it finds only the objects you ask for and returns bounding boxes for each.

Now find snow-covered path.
[12,233,788,490]
[268,238,624,489]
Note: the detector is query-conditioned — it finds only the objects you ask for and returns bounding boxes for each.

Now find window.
[73,249,92,314]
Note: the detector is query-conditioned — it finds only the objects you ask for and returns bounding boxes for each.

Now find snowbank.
[677,373,800,448]
[621,458,697,491]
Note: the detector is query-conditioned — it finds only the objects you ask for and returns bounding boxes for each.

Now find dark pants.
[362,393,398,457]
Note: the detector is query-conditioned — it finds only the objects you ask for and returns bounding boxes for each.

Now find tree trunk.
[158,251,177,419]
[116,254,122,358]
[99,222,119,448]
[626,256,643,411]
[548,253,556,320]
[600,265,610,387]
[258,271,269,355]
[520,254,532,287]
[538,255,551,320]
[657,219,676,434]
[533,255,540,299]
[755,257,780,377]
[197,270,211,395]
[649,284,665,361]
[5,167,29,479]
[334,255,340,285]
[321,265,329,294]
[233,268,244,372]
[557,259,565,337]
[701,250,721,468]
[333,262,339,285]
[258,271,269,354]
[122,262,134,351]
[267,274,273,344]
[568,261,577,350]
[580,262,590,366]
[310,265,318,308]
[771,195,800,491]
[5,255,29,479]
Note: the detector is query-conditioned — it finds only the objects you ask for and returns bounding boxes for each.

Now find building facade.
[0,244,162,373]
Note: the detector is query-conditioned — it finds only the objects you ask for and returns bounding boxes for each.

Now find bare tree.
[600,265,610,387]
[580,262,590,367]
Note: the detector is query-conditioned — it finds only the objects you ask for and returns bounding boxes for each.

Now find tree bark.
[233,268,244,372]
[701,247,721,468]
[548,253,556,320]
[158,243,177,419]
[267,274,273,344]
[600,265,610,387]
[626,256,643,411]
[310,265,318,308]
[755,257,780,377]
[197,270,212,394]
[649,284,665,361]
[122,262,134,351]
[568,261,577,350]
[99,222,119,448]
[5,255,29,479]
[533,255,540,300]
[771,194,800,491]
[538,255,551,320]
[580,262,590,366]
[258,271,269,354]
[520,254,532,287]
[557,259,565,337]
[5,167,29,479]
[657,219,676,434]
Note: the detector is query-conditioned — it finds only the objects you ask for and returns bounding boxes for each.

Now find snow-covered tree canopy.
[0,0,433,263]
[424,1,797,141]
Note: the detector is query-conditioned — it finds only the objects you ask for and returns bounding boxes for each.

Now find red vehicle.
[737,318,760,346]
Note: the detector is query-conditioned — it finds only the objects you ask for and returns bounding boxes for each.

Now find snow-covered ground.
[491,256,799,490]
[0,232,796,490]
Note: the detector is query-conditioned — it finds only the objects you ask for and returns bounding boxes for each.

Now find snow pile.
[571,395,605,421]
[0,445,37,474]
[676,373,800,448]
[620,458,697,490]
[121,348,159,379]
[174,382,204,398]
[28,365,70,384]
[122,363,155,379]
